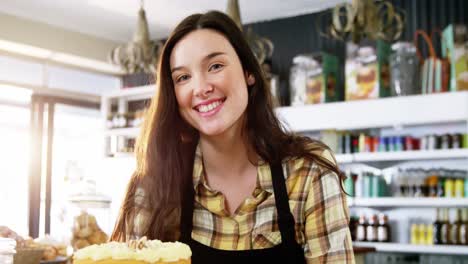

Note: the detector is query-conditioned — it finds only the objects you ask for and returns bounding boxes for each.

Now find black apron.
[180,162,307,264]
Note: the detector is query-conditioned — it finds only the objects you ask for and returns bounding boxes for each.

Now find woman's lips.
[194,98,226,117]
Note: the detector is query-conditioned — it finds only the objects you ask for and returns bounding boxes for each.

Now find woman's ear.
[245,72,256,86]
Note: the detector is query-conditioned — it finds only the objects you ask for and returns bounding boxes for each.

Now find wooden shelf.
[348,197,468,208]
[352,242,468,255]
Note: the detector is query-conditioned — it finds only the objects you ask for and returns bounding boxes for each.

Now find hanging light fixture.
[108,0,163,74]
[319,0,405,43]
[226,0,273,64]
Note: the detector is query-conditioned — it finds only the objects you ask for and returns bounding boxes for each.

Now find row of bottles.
[344,167,468,198]
[432,208,467,245]
[350,214,391,242]
[410,208,467,246]
[392,168,468,198]
[344,171,388,198]
[335,132,467,154]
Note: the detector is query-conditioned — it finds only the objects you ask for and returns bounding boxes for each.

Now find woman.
[111,11,354,264]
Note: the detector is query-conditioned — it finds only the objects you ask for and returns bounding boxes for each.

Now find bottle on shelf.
[440,208,450,245]
[445,177,455,198]
[425,223,433,245]
[366,214,378,242]
[349,216,359,241]
[433,208,442,245]
[377,213,390,242]
[460,209,467,245]
[450,209,462,245]
[411,223,419,244]
[356,214,367,242]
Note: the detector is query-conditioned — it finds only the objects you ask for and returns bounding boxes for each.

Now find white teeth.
[198,100,222,113]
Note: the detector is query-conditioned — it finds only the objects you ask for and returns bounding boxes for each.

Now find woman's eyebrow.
[171,52,227,73]
[203,51,227,61]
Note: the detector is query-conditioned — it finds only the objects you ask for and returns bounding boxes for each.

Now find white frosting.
[74,240,191,262]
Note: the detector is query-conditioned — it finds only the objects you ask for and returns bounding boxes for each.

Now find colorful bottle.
[411,223,419,244]
[445,178,454,198]
[454,178,464,198]
[426,224,433,245]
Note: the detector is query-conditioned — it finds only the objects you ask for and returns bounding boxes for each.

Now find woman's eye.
[209,63,224,71]
[176,75,190,83]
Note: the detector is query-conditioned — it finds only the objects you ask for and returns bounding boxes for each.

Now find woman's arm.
[303,151,355,263]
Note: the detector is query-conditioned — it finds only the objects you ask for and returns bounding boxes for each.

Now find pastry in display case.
[71,211,109,250]
[68,195,112,251]
[0,226,69,264]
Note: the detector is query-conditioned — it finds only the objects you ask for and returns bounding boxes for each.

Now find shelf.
[352,242,468,255]
[276,91,468,132]
[104,127,140,137]
[347,197,468,208]
[103,85,155,101]
[335,149,468,164]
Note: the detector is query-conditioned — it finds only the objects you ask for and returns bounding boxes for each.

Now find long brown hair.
[111,11,344,242]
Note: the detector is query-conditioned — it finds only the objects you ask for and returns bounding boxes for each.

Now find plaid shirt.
[191,145,355,263]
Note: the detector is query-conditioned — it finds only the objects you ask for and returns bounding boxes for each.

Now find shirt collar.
[192,142,274,194]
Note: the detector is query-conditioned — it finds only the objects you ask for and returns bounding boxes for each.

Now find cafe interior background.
[0,0,467,263]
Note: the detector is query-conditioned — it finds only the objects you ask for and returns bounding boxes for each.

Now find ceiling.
[0,0,346,43]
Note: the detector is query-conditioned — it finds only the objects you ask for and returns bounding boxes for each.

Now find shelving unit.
[275,92,468,256]
[352,242,468,255]
[101,85,155,156]
[347,197,468,208]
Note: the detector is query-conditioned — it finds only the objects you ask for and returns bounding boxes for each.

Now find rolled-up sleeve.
[303,153,355,263]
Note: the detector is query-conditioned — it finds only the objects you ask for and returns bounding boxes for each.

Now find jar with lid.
[0,238,15,264]
[289,55,319,106]
[389,42,419,96]
[68,191,111,251]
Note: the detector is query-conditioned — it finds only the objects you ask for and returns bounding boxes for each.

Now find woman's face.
[170,29,254,137]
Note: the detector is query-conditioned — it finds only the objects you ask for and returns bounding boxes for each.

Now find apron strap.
[270,162,297,246]
[180,182,195,242]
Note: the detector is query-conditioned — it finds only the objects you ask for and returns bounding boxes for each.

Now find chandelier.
[108,0,164,74]
[319,0,405,43]
[226,0,273,64]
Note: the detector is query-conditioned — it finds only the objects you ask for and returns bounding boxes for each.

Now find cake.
[73,237,191,264]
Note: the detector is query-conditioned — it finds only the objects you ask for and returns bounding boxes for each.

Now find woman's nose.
[194,77,214,98]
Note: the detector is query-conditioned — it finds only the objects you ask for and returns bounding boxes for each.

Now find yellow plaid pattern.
[191,145,355,263]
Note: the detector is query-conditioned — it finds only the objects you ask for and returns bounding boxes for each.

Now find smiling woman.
[111,10,354,264]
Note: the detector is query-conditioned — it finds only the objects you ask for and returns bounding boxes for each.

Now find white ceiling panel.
[0,0,346,42]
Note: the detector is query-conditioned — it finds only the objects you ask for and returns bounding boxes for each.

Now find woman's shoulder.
[285,138,336,165]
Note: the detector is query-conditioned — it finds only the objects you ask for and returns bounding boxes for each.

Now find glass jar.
[289,55,317,106]
[68,194,111,251]
[0,238,16,264]
[389,42,419,96]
